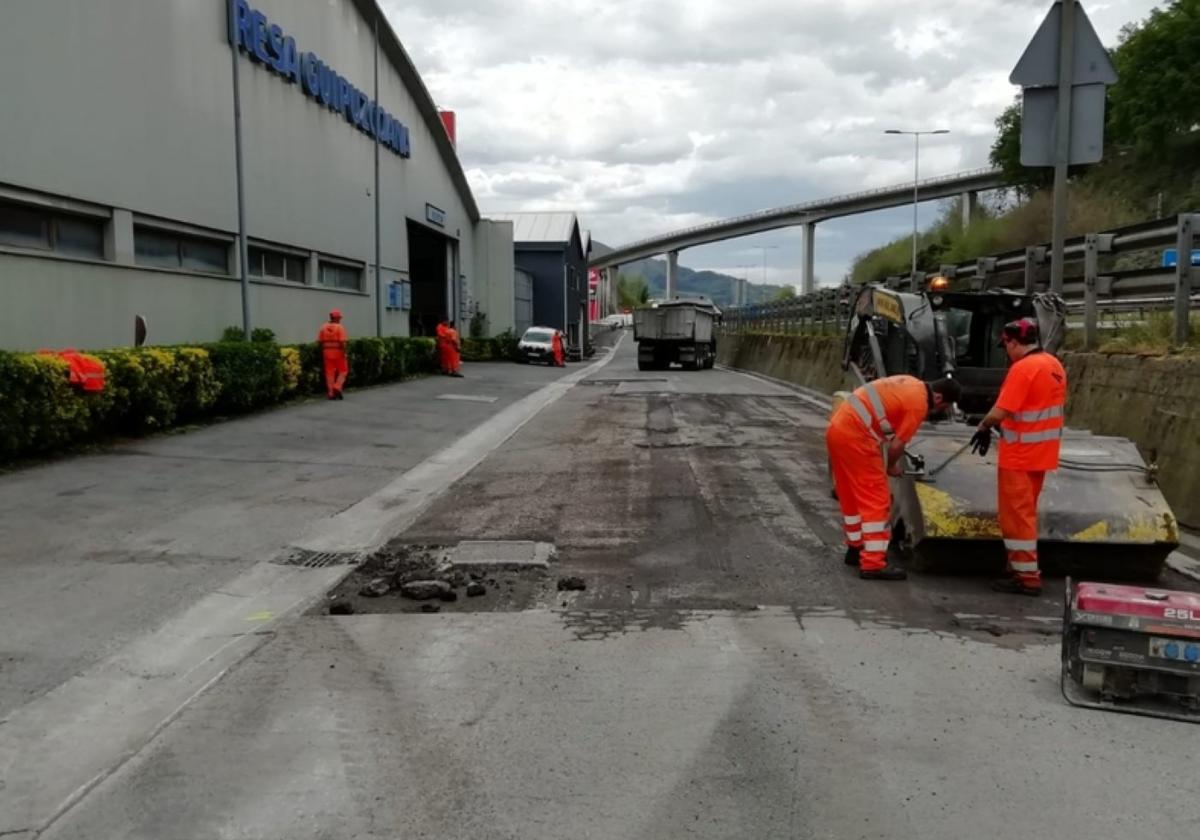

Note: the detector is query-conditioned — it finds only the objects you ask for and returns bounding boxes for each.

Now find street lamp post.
[884,128,949,278]
[760,245,778,288]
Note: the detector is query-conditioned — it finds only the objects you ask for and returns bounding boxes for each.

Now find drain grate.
[273,548,361,568]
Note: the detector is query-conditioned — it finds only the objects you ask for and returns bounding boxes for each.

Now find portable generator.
[1061,579,1200,723]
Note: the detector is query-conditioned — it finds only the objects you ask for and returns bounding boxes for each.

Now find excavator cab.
[841,283,1178,579]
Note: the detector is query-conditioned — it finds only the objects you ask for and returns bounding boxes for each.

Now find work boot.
[843,546,861,567]
[859,563,907,581]
[990,577,1042,597]
[334,390,344,400]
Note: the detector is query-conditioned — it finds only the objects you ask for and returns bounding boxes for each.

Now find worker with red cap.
[827,375,962,580]
[970,317,1067,596]
[436,319,463,377]
[317,310,349,400]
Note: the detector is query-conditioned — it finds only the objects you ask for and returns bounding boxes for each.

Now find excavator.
[841,280,1179,580]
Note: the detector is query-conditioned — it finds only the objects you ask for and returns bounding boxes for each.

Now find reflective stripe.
[1014,406,1063,423]
[1004,539,1038,552]
[1010,560,1039,573]
[1000,427,1063,444]
[1020,428,1062,443]
[863,540,890,552]
[848,395,882,441]
[843,515,862,525]
[860,383,896,438]
[862,521,889,534]
[845,530,862,541]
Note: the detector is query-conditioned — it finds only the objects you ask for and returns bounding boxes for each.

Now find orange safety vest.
[318,322,347,353]
[843,375,929,444]
[995,350,1067,471]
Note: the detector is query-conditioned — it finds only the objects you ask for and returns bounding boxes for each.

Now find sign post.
[1010,1,1117,293]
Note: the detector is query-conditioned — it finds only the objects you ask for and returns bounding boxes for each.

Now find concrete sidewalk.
[0,360,572,719]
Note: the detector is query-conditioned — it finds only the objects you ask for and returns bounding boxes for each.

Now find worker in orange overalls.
[551,330,566,367]
[437,319,463,377]
[970,317,1067,596]
[317,309,349,400]
[826,375,962,580]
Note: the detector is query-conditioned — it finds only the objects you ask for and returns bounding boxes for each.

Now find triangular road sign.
[1010,1,1118,87]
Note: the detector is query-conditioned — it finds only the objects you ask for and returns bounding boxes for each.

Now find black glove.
[970,427,992,457]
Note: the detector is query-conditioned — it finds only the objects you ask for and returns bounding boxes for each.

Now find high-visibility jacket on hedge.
[995,350,1067,472]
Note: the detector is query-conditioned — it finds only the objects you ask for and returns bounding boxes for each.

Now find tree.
[1109,0,1200,153]
[618,274,649,309]
[774,286,797,301]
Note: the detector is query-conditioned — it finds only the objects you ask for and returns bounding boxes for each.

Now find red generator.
[1062,579,1200,722]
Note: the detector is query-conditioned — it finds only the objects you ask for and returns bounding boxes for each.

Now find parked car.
[517,326,558,364]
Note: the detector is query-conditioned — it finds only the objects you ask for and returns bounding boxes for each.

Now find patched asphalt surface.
[325,335,1193,646]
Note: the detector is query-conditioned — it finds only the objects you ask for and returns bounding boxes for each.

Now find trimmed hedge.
[461,329,520,362]
[0,336,436,462]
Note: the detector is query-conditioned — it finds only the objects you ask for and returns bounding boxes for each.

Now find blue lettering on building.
[228,0,411,158]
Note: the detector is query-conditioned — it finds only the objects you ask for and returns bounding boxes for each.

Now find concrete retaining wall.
[718,332,1200,528]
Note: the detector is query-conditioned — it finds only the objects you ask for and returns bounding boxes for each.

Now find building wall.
[518,250,568,331]
[474,220,516,336]
[0,0,501,350]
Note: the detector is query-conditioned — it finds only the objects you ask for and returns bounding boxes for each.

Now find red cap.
[330,309,343,320]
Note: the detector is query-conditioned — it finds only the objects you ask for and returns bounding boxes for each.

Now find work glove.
[970,427,992,457]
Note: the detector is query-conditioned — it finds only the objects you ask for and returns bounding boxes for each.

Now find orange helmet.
[330,309,343,321]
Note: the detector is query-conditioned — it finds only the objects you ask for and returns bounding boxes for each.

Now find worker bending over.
[317,309,349,400]
[970,318,1066,596]
[436,319,463,377]
[827,375,961,580]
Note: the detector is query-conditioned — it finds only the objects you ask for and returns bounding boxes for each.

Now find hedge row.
[460,330,520,362]
[0,337,436,462]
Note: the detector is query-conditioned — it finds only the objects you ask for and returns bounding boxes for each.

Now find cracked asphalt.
[31,337,1200,839]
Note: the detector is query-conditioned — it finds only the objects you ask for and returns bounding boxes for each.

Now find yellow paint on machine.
[914,482,1002,539]
[1071,514,1177,544]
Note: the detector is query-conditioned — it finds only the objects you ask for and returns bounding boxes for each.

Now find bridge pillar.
[802,222,816,294]
[607,266,619,314]
[666,250,679,299]
[961,191,978,232]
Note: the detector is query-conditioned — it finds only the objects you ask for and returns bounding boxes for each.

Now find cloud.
[382,0,1160,284]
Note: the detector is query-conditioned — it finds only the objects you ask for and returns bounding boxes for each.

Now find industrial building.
[0,0,516,350]
[490,213,590,351]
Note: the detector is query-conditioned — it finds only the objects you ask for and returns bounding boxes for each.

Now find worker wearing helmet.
[318,310,349,400]
[827,375,962,580]
[970,317,1067,596]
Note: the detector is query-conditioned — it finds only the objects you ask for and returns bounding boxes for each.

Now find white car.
[517,326,560,364]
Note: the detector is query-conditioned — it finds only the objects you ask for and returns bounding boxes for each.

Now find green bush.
[0,352,94,460]
[221,326,247,342]
[460,334,518,362]
[206,341,286,413]
[0,335,442,462]
[493,329,519,361]
[250,327,276,343]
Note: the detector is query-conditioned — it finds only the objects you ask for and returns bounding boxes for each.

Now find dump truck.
[841,282,1179,579]
[633,297,721,371]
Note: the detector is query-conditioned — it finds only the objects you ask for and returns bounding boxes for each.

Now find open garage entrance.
[407,220,452,337]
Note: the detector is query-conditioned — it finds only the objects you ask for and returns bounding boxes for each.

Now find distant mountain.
[592,244,788,306]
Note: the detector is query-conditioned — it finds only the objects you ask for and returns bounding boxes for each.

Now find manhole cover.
[273,548,361,568]
[450,540,555,571]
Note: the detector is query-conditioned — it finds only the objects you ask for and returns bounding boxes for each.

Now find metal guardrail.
[608,168,1005,256]
[722,213,1200,347]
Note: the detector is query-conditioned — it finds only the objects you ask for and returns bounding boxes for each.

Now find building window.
[318,261,362,291]
[134,227,228,274]
[0,200,104,258]
[248,245,306,283]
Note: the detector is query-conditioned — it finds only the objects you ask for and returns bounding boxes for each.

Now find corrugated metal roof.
[487,212,580,245]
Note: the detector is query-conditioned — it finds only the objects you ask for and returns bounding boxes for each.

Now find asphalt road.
[17,337,1200,838]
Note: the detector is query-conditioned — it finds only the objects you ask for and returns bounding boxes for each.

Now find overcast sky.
[381,0,1161,287]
